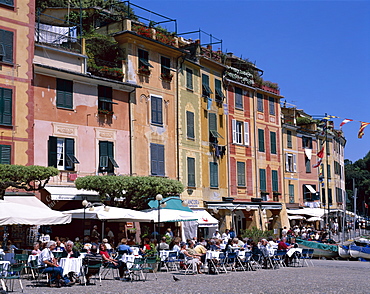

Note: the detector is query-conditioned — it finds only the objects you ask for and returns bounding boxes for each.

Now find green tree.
[0,165,59,200]
[75,175,184,210]
[241,227,274,241]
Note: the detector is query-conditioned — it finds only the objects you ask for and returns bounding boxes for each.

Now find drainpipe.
[129,88,136,176]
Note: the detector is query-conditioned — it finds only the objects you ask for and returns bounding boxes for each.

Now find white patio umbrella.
[144,208,197,223]
[62,205,152,222]
[0,199,71,225]
[306,216,323,222]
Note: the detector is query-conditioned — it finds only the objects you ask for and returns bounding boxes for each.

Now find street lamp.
[82,199,90,243]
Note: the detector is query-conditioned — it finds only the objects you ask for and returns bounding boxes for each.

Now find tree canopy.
[345,151,370,215]
[75,175,184,210]
[0,165,59,200]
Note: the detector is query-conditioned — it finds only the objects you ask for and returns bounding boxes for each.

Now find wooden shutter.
[244,122,250,146]
[237,161,245,187]
[0,29,13,63]
[259,169,266,191]
[48,136,58,168]
[0,88,12,125]
[272,170,278,191]
[99,141,109,171]
[150,143,158,175]
[270,131,276,154]
[232,119,237,143]
[157,144,165,176]
[0,0,14,7]
[186,111,194,139]
[187,157,195,187]
[0,145,11,164]
[210,162,218,188]
[209,113,217,132]
[293,154,297,172]
[186,68,193,89]
[285,153,289,171]
[64,80,73,109]
[151,96,163,125]
[258,129,265,152]
[65,138,75,170]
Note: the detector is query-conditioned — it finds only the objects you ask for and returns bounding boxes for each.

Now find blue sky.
[130,0,370,162]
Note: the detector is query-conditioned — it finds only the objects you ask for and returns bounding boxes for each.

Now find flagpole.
[325,114,331,240]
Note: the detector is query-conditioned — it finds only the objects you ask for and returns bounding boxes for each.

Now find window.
[48,136,79,171]
[258,129,265,152]
[138,49,153,72]
[0,29,13,63]
[56,79,73,109]
[305,157,311,173]
[209,162,218,188]
[272,170,278,192]
[232,120,243,144]
[0,144,11,164]
[186,68,193,90]
[287,130,292,148]
[0,87,12,125]
[327,164,331,179]
[215,79,224,102]
[257,93,263,112]
[187,157,195,187]
[98,85,116,113]
[259,169,266,191]
[328,188,332,205]
[270,131,277,154]
[237,161,246,187]
[289,184,295,203]
[150,143,165,176]
[336,187,343,203]
[161,56,171,80]
[303,184,318,201]
[186,111,194,139]
[269,97,275,115]
[209,112,222,142]
[302,136,312,149]
[235,87,243,109]
[99,141,118,173]
[151,96,163,125]
[0,0,14,6]
[202,74,212,98]
[285,153,297,172]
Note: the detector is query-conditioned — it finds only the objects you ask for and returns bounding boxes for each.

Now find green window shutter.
[258,129,265,152]
[327,164,331,178]
[272,170,278,192]
[187,157,195,187]
[209,112,217,132]
[270,131,276,154]
[56,79,73,109]
[65,138,80,171]
[289,184,295,203]
[269,97,275,115]
[48,136,58,168]
[0,29,13,63]
[257,93,263,112]
[0,0,14,7]
[237,161,245,187]
[305,158,311,173]
[186,111,194,139]
[0,87,12,125]
[210,162,218,188]
[99,141,109,172]
[151,143,165,176]
[215,79,224,101]
[186,68,193,90]
[259,169,266,191]
[287,130,292,148]
[202,74,212,97]
[235,87,243,109]
[0,144,11,164]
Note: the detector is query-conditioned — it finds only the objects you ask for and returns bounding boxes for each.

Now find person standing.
[212,229,221,239]
[222,229,230,241]
[91,225,100,241]
[105,227,114,244]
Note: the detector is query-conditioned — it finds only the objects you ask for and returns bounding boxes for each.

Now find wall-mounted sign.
[225,66,254,86]
[187,199,200,208]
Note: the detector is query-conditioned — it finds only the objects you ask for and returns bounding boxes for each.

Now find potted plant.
[160,72,173,82]
[98,109,114,115]
[138,66,151,76]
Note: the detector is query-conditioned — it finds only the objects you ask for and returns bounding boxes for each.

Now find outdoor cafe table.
[159,250,177,261]
[59,257,83,276]
[120,254,136,264]
[27,254,38,265]
[286,248,302,257]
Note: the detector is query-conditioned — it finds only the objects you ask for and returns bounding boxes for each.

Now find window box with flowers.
[160,72,173,82]
[138,66,151,76]
[132,24,153,39]
[156,31,176,46]
[98,109,114,115]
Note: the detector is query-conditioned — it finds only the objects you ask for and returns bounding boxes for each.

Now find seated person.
[278,237,294,250]
[61,240,80,258]
[38,241,73,287]
[210,240,221,251]
[82,245,102,284]
[180,242,203,274]
[194,243,207,264]
[116,238,132,255]
[31,242,41,255]
[102,238,113,253]
[99,243,126,280]
[159,237,170,250]
[139,238,152,256]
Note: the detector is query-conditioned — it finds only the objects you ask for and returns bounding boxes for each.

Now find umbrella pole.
[102,220,105,242]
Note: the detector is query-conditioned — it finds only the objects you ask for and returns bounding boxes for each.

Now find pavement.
[8,259,370,294]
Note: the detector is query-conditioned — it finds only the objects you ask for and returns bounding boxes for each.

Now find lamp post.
[82,199,90,243]
[156,194,164,243]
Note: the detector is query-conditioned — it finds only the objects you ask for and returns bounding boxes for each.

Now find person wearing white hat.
[212,229,221,239]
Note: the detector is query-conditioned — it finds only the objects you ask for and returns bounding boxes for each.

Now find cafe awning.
[206,202,282,210]
[44,186,100,201]
[305,184,317,193]
[192,209,219,227]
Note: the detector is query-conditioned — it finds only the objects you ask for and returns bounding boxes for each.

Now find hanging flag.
[358,122,370,139]
[313,158,322,168]
[339,118,353,128]
[317,146,324,158]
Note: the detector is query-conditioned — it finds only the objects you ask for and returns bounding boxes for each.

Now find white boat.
[338,245,351,259]
[349,244,370,260]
